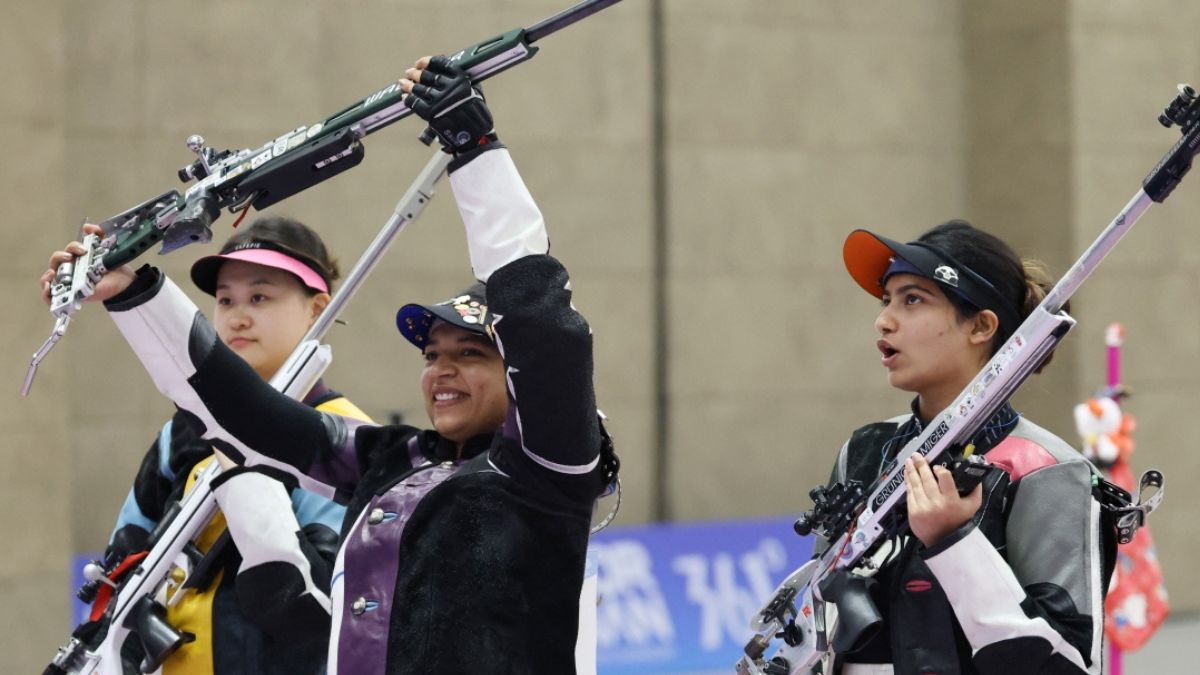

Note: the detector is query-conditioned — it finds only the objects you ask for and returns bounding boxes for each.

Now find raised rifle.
[734,83,1191,675]
[23,0,625,396]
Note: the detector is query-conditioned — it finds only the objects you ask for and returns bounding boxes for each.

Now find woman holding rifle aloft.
[45,55,612,675]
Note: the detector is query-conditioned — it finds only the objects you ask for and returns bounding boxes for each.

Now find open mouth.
[878,340,900,367]
[877,340,899,358]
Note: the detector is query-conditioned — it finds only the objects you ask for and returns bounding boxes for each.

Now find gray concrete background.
[2,1,1197,670]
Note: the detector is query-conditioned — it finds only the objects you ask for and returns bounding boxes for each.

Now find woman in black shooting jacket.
[819,221,1108,675]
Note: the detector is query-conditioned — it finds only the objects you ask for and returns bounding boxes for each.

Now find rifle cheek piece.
[123,595,194,673]
[818,569,882,655]
[167,191,220,254]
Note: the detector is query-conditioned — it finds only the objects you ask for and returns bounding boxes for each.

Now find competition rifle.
[734,84,1192,675]
[23,0,625,396]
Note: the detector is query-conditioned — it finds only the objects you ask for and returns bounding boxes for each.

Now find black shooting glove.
[405,55,498,155]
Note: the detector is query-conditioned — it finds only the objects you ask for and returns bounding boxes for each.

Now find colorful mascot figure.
[1072,324,1169,674]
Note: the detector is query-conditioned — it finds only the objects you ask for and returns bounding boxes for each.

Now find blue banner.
[592,516,814,674]
[70,553,99,626]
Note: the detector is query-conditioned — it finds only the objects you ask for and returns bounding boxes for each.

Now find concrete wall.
[1,0,1195,669]
[1066,0,1200,625]
[1,1,72,664]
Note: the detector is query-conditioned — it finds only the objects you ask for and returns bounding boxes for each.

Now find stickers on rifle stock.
[952,333,1028,420]
[869,331,1035,514]
[250,149,272,170]
[869,420,950,511]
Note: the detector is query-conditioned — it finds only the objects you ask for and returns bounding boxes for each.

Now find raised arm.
[100,269,368,497]
[403,55,603,491]
[41,230,368,496]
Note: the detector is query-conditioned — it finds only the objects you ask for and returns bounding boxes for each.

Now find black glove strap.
[406,55,498,155]
[448,138,505,174]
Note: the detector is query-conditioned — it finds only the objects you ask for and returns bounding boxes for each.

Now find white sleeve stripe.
[522,445,601,474]
[109,277,339,501]
[109,276,201,378]
[448,148,548,282]
[504,365,599,475]
[490,292,597,476]
[212,471,331,612]
[925,527,1092,672]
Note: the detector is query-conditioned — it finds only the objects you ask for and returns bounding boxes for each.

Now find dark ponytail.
[1020,259,1055,318]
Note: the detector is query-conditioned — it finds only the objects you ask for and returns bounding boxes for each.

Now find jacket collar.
[419,429,496,463]
[885,398,1020,461]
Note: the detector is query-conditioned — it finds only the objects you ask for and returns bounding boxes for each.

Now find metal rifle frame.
[735,84,1197,675]
[43,150,452,675]
[22,0,626,395]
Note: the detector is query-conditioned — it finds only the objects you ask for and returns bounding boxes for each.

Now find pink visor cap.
[190,241,330,296]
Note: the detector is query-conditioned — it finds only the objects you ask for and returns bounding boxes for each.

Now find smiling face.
[213,260,328,380]
[420,322,508,447]
[874,273,995,419]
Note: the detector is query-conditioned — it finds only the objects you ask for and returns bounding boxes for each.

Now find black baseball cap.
[843,229,1021,336]
[395,281,493,349]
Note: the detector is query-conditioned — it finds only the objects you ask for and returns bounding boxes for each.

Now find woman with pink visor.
[101,216,371,675]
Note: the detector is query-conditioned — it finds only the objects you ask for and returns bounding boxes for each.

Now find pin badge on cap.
[934,265,960,287]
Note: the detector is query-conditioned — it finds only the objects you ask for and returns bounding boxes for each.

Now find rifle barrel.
[527,0,624,43]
